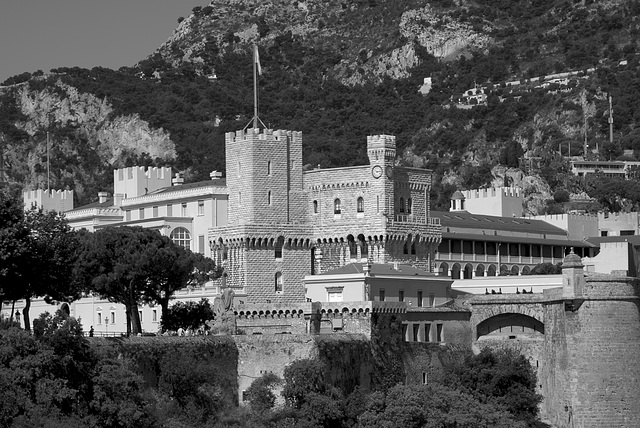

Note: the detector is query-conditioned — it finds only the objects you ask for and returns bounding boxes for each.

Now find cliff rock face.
[5,79,176,204]
[400,6,492,59]
[154,0,494,86]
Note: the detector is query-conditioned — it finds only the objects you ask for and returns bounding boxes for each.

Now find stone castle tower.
[209,127,442,304]
[543,253,640,427]
[210,128,311,304]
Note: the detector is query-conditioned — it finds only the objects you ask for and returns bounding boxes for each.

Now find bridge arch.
[476,312,544,340]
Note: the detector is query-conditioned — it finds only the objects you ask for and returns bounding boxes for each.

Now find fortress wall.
[234,334,318,405]
[543,276,640,428]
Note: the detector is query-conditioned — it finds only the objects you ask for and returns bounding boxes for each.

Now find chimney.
[172,173,184,186]
[98,192,109,203]
[210,170,223,180]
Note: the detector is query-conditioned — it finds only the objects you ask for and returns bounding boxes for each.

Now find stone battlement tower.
[225,128,303,226]
[542,253,640,427]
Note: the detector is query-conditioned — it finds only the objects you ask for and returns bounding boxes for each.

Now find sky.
[0,1,209,83]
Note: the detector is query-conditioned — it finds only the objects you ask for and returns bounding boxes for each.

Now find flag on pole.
[254,45,262,75]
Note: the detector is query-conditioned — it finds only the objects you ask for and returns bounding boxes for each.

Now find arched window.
[357,197,364,213]
[313,200,318,213]
[347,235,358,260]
[171,227,191,250]
[407,198,412,214]
[399,197,405,213]
[358,234,368,257]
[275,236,285,259]
[275,272,283,292]
[334,199,341,214]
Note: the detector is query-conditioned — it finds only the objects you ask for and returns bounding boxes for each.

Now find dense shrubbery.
[1,313,543,428]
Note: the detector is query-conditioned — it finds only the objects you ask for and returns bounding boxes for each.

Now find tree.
[282,359,329,409]
[499,141,524,168]
[529,262,563,274]
[0,190,80,331]
[74,227,164,335]
[442,348,542,425]
[160,298,214,332]
[247,373,281,414]
[357,384,526,428]
[143,239,221,328]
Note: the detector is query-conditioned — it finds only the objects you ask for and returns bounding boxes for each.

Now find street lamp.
[104,318,109,336]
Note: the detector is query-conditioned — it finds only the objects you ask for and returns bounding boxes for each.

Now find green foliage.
[161,298,214,332]
[553,189,570,203]
[282,358,330,409]
[529,262,563,275]
[370,313,405,391]
[0,190,80,331]
[442,348,542,425]
[74,226,220,335]
[247,372,281,413]
[357,383,526,428]
[499,141,524,168]
[90,359,156,428]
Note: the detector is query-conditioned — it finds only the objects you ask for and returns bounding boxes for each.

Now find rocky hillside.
[1,0,639,211]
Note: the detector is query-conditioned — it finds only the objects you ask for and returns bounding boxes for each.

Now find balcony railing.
[392,215,441,226]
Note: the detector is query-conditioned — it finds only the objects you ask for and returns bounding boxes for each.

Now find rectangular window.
[422,372,428,384]
[125,210,131,221]
[417,290,423,307]
[181,202,187,217]
[139,208,144,220]
[425,324,431,342]
[198,235,205,254]
[152,310,157,322]
[110,311,116,324]
[379,289,385,302]
[167,204,173,216]
[399,290,404,302]
[429,294,435,308]
[198,200,204,216]
[401,323,408,342]
[436,323,443,342]
[97,312,102,325]
[138,310,143,323]
[152,206,158,218]
[413,324,419,342]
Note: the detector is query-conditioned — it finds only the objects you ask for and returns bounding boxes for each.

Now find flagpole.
[253,44,258,129]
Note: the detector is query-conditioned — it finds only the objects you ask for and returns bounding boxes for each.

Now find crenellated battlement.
[459,186,524,217]
[366,134,396,149]
[23,189,74,213]
[114,166,172,199]
[463,186,522,200]
[225,128,303,143]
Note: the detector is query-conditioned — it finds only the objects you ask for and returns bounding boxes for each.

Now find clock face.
[372,165,383,179]
[385,166,394,178]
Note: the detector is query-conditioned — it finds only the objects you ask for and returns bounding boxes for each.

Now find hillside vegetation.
[1,0,639,210]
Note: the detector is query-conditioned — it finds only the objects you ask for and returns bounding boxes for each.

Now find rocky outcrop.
[400,6,492,59]
[6,79,176,204]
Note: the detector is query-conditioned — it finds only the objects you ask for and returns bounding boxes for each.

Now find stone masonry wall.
[543,276,640,428]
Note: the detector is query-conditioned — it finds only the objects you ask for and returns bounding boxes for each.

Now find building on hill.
[597,211,639,236]
[432,209,596,279]
[451,186,524,217]
[527,213,599,241]
[208,129,442,304]
[18,128,442,332]
[570,159,640,179]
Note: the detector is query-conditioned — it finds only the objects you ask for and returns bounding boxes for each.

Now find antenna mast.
[608,94,614,144]
[246,44,266,131]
